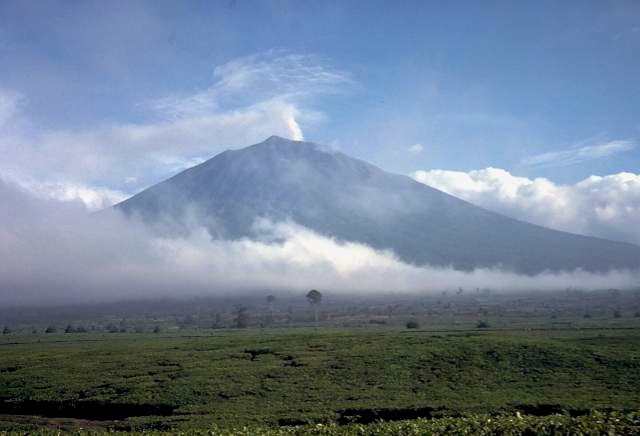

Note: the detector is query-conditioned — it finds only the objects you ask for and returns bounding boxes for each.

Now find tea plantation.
[1,327,639,434]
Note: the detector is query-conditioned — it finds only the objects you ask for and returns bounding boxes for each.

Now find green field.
[1,325,640,434]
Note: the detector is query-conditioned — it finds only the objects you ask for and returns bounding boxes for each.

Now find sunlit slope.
[116,136,640,274]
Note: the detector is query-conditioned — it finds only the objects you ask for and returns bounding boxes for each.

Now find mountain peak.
[263,135,296,143]
[258,135,309,148]
[115,137,640,274]
[244,135,334,157]
[250,135,308,150]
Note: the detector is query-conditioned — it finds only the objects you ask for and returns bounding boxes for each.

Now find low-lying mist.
[1,178,639,307]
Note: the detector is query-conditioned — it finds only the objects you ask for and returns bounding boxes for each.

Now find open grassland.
[1,326,640,433]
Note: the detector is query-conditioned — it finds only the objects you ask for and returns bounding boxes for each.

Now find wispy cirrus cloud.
[0,51,354,208]
[0,88,22,128]
[521,140,635,168]
[148,50,354,122]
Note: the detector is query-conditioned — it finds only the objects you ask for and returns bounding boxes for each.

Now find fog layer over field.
[1,178,639,306]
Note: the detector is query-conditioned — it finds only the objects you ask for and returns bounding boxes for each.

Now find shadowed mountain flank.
[115,136,640,274]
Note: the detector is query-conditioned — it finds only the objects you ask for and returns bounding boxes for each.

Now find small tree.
[286,306,294,324]
[2,326,11,335]
[211,313,222,329]
[476,320,491,329]
[233,305,249,329]
[306,289,323,323]
[406,320,420,329]
[266,295,276,325]
[45,326,57,333]
[106,323,119,333]
[65,324,75,334]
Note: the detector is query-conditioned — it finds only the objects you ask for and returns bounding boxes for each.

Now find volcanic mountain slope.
[115,136,640,274]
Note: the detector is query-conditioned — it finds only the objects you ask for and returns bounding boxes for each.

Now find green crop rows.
[1,327,639,434]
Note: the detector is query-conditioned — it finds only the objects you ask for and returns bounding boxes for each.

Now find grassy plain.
[1,323,640,433]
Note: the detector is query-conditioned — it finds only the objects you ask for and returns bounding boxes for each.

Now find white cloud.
[0,51,352,201]
[19,180,128,210]
[412,167,640,244]
[30,98,306,182]
[522,140,635,168]
[408,143,424,154]
[0,88,22,129]
[147,50,352,121]
[1,179,638,306]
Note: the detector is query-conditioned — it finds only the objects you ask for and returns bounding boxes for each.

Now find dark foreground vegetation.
[0,411,638,435]
[1,327,640,433]
[1,290,640,434]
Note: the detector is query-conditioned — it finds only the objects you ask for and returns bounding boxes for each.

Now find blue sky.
[2,1,640,304]
[0,0,638,195]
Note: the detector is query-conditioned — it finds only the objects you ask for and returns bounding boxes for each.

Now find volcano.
[115,136,640,274]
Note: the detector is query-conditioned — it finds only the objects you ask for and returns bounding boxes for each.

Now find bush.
[244,348,274,360]
[476,320,491,329]
[2,326,11,334]
[405,320,420,329]
[106,323,120,333]
[45,326,57,333]
[195,411,640,435]
[368,319,387,325]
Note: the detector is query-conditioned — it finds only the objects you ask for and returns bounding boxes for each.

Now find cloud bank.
[413,167,640,244]
[1,178,638,307]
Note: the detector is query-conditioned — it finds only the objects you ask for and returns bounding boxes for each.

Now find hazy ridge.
[116,136,640,274]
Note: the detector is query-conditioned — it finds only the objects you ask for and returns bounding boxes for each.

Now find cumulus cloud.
[412,167,640,244]
[521,140,635,168]
[18,180,128,210]
[408,143,424,154]
[1,178,638,307]
[0,51,352,207]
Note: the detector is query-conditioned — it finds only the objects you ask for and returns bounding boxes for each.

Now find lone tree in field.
[306,289,323,323]
[476,320,491,329]
[266,295,276,325]
[233,305,249,329]
[406,320,420,329]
